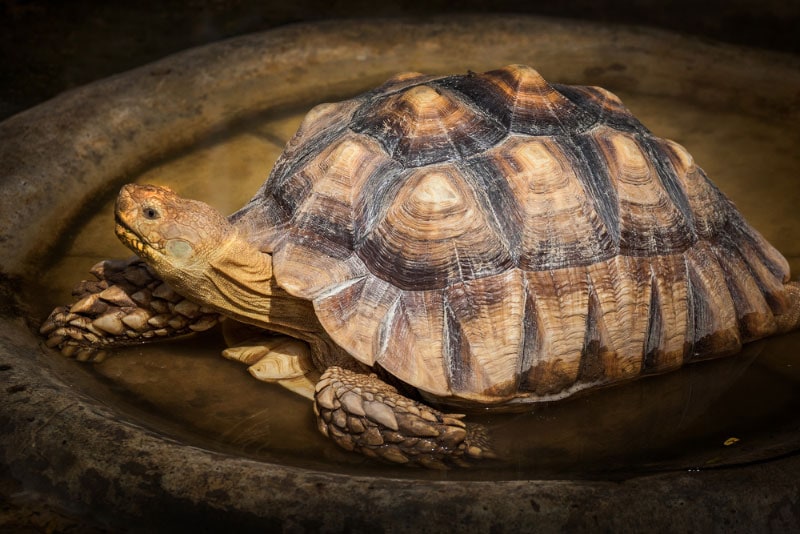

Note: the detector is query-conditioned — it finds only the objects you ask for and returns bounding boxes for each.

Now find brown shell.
[233,65,792,405]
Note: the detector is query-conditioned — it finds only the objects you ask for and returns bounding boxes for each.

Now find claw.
[39,318,58,335]
[45,335,65,348]
[75,349,94,362]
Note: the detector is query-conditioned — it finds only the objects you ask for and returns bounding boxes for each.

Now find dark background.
[1,0,799,121]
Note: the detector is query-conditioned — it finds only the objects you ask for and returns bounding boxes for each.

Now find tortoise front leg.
[314,367,495,469]
[40,256,220,360]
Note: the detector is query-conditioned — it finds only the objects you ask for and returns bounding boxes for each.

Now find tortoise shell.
[233,65,791,405]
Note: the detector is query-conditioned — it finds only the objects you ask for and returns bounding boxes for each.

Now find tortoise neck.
[190,230,323,338]
[165,229,354,372]
[208,231,358,372]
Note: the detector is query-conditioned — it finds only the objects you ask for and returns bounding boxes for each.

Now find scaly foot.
[40,256,219,360]
[314,366,495,469]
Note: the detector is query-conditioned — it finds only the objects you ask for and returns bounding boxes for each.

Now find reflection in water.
[32,94,800,480]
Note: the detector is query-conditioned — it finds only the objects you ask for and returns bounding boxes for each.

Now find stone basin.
[1,16,800,531]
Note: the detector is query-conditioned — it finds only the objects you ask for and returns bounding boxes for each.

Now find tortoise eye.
[143,206,160,220]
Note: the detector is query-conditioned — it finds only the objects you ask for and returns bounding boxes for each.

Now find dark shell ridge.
[237,65,791,403]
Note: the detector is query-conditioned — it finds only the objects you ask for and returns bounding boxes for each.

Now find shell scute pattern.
[435,66,599,136]
[289,133,390,256]
[443,269,526,399]
[352,83,507,166]
[250,65,791,404]
[357,164,514,290]
[378,289,450,396]
[470,135,617,270]
[553,84,646,133]
[596,129,696,255]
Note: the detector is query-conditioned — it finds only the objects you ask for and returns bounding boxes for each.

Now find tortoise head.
[115,183,315,334]
[115,184,236,289]
[114,184,280,324]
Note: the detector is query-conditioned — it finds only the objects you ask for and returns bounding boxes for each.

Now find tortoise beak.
[115,184,137,222]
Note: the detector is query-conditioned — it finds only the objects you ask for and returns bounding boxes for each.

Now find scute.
[351,83,507,166]
[436,65,598,135]
[248,65,792,404]
[471,135,617,270]
[594,129,695,255]
[442,270,527,400]
[553,84,646,133]
[356,164,514,290]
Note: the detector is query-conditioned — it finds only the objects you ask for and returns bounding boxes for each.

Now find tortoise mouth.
[115,221,149,257]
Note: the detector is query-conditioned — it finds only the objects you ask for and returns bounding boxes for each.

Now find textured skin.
[314,366,493,468]
[231,65,797,405]
[40,257,219,358]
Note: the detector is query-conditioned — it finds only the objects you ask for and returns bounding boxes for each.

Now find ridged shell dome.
[234,65,791,404]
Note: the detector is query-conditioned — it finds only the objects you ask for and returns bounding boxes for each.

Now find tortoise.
[42,65,800,468]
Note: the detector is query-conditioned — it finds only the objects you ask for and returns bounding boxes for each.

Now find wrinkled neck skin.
[163,227,323,341]
[161,227,353,370]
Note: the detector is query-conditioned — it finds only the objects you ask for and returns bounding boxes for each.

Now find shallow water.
[32,92,800,480]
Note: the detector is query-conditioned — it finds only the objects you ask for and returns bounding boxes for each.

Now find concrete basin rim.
[1,16,799,525]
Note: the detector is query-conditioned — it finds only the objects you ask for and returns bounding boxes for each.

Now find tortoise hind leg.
[40,256,219,360]
[314,366,495,469]
[222,333,320,399]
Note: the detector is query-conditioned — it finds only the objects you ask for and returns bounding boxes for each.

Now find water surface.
[33,93,800,480]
